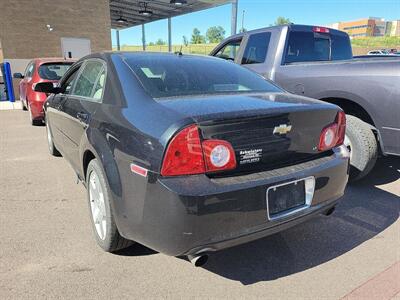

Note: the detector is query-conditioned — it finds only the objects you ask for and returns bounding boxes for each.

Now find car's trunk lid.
[156,93,339,175]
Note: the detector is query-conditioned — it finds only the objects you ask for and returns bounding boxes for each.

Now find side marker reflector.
[130,163,148,177]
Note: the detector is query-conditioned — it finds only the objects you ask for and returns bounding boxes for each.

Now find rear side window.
[25,63,34,78]
[241,32,271,64]
[284,31,352,63]
[331,34,353,59]
[72,60,105,100]
[38,63,73,80]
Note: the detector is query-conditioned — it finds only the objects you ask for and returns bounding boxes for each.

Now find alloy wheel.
[89,170,107,240]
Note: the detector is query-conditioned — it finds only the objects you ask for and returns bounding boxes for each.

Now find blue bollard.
[4,62,15,102]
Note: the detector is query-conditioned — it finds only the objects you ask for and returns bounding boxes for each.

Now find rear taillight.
[202,140,236,172]
[161,125,205,176]
[318,111,346,151]
[336,111,346,145]
[161,125,237,176]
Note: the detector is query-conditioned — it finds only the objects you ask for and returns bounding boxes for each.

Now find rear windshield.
[38,63,73,80]
[284,31,353,63]
[124,55,281,98]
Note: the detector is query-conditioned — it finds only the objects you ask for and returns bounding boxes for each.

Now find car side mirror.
[34,82,62,94]
[13,73,24,79]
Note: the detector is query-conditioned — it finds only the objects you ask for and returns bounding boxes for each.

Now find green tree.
[148,42,155,46]
[182,35,189,46]
[239,27,247,33]
[206,26,226,43]
[191,28,206,44]
[274,16,292,26]
[155,38,166,45]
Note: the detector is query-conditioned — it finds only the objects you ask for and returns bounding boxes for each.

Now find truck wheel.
[86,159,134,252]
[45,118,61,157]
[344,115,378,182]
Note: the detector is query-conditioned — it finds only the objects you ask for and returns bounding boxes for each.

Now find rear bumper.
[28,92,46,119]
[116,146,350,256]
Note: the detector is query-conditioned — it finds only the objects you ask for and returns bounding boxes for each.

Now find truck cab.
[211,24,400,181]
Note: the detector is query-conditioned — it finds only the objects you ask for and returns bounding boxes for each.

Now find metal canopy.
[110,0,232,29]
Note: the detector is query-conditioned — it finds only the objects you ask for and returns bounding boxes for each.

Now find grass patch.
[351,36,400,48]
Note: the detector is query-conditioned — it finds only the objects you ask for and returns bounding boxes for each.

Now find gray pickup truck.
[211,24,400,181]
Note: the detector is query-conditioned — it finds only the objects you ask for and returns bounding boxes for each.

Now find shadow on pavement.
[114,243,157,257]
[203,157,399,285]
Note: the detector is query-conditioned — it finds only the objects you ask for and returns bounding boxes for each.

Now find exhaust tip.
[324,206,336,216]
[188,254,208,267]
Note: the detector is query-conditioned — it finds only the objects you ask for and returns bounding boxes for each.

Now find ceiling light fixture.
[116,16,128,24]
[139,2,153,16]
[170,0,187,5]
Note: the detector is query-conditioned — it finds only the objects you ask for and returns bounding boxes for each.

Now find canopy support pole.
[142,24,146,51]
[168,17,172,52]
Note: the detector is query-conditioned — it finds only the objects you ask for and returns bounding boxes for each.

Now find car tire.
[86,159,134,252]
[28,101,42,126]
[45,118,61,157]
[344,115,378,182]
[21,100,27,111]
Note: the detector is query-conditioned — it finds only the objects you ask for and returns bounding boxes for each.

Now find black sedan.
[36,52,349,266]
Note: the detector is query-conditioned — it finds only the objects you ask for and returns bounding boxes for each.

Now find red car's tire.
[28,101,43,126]
[21,100,28,111]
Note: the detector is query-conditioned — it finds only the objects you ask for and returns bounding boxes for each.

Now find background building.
[339,18,379,38]
[386,20,400,36]
[0,0,112,74]
[0,0,232,100]
[329,17,399,38]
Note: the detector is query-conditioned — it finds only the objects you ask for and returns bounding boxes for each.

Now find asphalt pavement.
[0,110,399,299]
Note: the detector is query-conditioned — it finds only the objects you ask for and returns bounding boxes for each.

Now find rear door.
[59,59,106,171]
[48,64,81,150]
[273,28,353,95]
[239,31,272,76]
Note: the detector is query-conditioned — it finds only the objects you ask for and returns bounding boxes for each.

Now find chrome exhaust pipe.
[188,254,208,267]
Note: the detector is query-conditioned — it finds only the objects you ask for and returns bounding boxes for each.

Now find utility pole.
[241,9,245,33]
[142,24,146,51]
[168,17,172,52]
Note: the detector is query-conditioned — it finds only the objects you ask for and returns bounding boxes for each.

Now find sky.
[111,0,400,46]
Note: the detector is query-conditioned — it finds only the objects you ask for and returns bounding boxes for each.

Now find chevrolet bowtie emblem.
[273,124,292,135]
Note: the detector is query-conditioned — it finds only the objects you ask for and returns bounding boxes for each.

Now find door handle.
[77,112,89,123]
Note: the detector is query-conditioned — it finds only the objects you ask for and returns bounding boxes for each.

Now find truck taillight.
[313,26,330,34]
[161,125,236,176]
[318,111,346,151]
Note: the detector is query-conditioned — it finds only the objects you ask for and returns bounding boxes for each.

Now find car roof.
[80,51,224,63]
[32,57,76,65]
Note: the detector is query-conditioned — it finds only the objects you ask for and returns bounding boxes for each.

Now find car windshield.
[123,54,281,98]
[38,63,73,80]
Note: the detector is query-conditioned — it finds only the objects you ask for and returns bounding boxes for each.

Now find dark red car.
[14,58,75,125]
